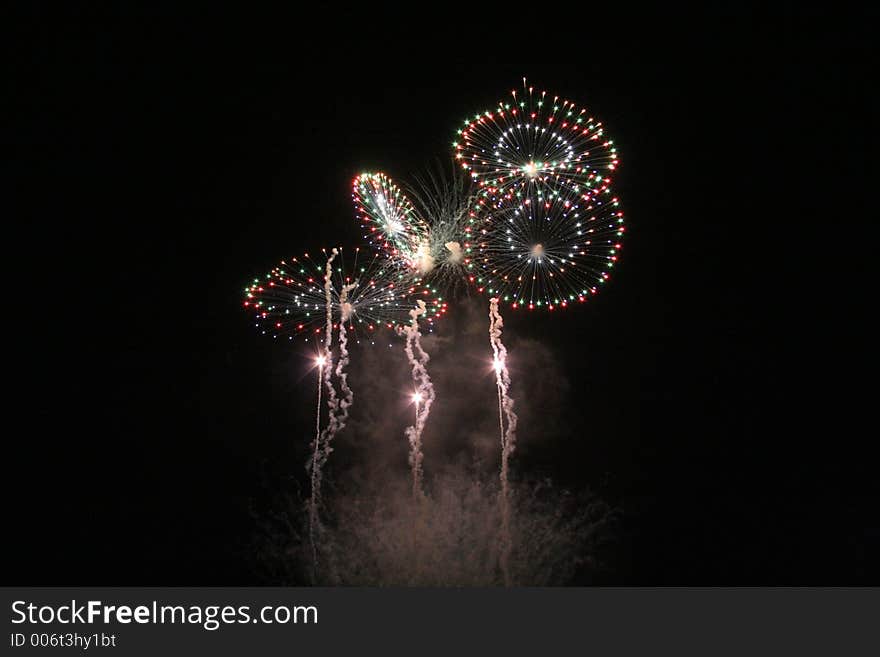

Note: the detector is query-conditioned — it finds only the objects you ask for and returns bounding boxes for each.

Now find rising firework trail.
[401,300,435,499]
[317,251,357,469]
[489,297,518,585]
[310,248,362,578]
[307,248,340,576]
[309,354,326,577]
[334,281,357,436]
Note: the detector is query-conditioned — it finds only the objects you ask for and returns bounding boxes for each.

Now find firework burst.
[243,247,447,342]
[455,80,625,311]
[470,182,624,310]
[404,162,478,290]
[453,78,619,200]
[353,172,428,266]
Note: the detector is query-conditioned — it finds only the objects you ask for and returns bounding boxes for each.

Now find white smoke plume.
[415,239,435,275]
[250,296,616,586]
[444,241,462,264]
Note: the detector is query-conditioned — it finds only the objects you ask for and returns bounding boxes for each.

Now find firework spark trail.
[318,250,352,464]
[333,281,358,439]
[401,300,435,499]
[315,254,358,490]
[489,297,518,586]
[319,279,358,471]
[308,248,341,577]
[308,357,325,575]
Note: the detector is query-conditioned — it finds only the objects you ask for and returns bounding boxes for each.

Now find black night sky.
[8,7,876,584]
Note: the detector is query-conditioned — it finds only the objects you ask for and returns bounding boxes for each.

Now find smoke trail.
[315,253,359,470]
[489,297,518,585]
[308,357,325,575]
[400,300,435,499]
[332,281,357,443]
[308,248,343,578]
[318,278,357,470]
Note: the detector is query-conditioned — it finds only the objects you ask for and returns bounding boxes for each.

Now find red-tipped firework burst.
[243,247,447,342]
[454,79,619,199]
[456,80,625,311]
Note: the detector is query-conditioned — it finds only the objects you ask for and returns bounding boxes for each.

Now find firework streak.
[489,297,518,585]
[401,301,435,499]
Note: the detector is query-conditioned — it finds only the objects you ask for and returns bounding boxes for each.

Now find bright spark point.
[493,358,503,374]
[523,161,539,178]
[316,356,326,367]
[412,392,423,403]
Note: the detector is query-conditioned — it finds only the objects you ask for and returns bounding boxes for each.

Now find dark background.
[7,6,876,583]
